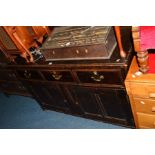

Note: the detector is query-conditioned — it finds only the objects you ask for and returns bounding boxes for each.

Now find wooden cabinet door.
[66,86,103,119]
[96,88,134,126]
[27,82,71,112]
[66,86,134,127]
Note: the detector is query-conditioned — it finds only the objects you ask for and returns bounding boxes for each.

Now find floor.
[0,93,126,129]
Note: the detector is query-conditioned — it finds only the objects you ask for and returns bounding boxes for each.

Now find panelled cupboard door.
[26,83,71,112]
[66,86,134,126]
[97,88,126,119]
[67,86,103,119]
[96,88,134,126]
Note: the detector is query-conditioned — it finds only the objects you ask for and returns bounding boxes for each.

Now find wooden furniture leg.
[132,26,149,73]
[114,26,126,58]
[137,50,149,73]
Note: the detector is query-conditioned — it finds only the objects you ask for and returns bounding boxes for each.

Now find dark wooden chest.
[40,26,117,61]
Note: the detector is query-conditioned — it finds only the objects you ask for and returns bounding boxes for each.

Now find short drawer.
[133,98,155,115]
[129,83,155,99]
[76,69,123,85]
[41,70,74,82]
[137,113,155,128]
[16,70,43,80]
[41,44,114,61]
[0,70,17,81]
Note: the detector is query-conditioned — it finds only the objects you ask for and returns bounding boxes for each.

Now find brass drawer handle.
[24,70,31,79]
[91,71,104,82]
[149,93,155,98]
[52,72,62,80]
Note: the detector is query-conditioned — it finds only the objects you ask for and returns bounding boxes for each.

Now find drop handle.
[24,70,31,79]
[149,93,155,98]
[91,71,104,82]
[51,71,62,80]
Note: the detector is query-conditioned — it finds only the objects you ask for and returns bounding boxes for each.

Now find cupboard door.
[27,83,71,112]
[67,86,103,118]
[97,89,125,119]
[96,88,134,126]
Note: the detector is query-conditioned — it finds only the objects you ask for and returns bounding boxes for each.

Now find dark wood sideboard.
[0,26,135,128]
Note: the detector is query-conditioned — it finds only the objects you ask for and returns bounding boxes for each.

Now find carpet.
[0,93,126,129]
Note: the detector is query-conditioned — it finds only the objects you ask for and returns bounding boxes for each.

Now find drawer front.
[137,113,155,128]
[42,45,111,61]
[41,70,74,82]
[76,69,123,85]
[0,70,17,81]
[133,98,155,115]
[129,83,155,99]
[16,70,43,80]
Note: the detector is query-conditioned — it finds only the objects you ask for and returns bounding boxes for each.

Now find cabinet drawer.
[16,70,43,80]
[0,70,17,81]
[137,113,155,128]
[129,83,155,99]
[41,44,115,61]
[41,71,74,82]
[134,98,155,115]
[76,69,123,85]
